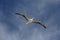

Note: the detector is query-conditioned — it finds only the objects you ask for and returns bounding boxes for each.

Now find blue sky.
[0,0,60,40]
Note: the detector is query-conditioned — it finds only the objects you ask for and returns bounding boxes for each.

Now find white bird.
[16,13,46,29]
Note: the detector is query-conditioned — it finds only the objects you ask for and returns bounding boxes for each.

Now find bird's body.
[16,13,46,29]
[26,18,35,24]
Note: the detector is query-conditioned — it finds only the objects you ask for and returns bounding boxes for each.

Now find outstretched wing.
[33,21,46,29]
[16,13,30,21]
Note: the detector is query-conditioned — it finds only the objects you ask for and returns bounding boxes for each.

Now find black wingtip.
[15,13,19,14]
[44,26,47,29]
[43,25,46,29]
[45,27,47,29]
[16,13,20,15]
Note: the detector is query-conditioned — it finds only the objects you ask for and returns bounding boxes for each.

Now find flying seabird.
[16,13,46,29]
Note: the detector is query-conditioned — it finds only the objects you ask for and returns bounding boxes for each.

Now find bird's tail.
[26,22,29,24]
[26,21,31,24]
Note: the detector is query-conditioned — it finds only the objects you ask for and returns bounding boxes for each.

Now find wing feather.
[33,21,46,29]
[16,13,29,21]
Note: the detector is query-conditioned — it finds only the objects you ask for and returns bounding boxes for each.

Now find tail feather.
[26,22,29,24]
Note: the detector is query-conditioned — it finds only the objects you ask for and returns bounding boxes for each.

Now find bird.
[16,13,46,29]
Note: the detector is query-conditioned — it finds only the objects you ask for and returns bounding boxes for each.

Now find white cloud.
[0,23,20,40]
[0,11,60,40]
[0,0,60,40]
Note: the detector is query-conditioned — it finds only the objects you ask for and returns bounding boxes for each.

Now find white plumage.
[16,13,46,29]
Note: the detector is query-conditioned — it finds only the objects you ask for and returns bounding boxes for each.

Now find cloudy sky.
[0,0,60,40]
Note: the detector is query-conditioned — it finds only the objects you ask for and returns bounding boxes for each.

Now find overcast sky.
[0,0,60,40]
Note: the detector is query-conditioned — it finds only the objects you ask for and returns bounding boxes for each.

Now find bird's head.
[32,18,35,21]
